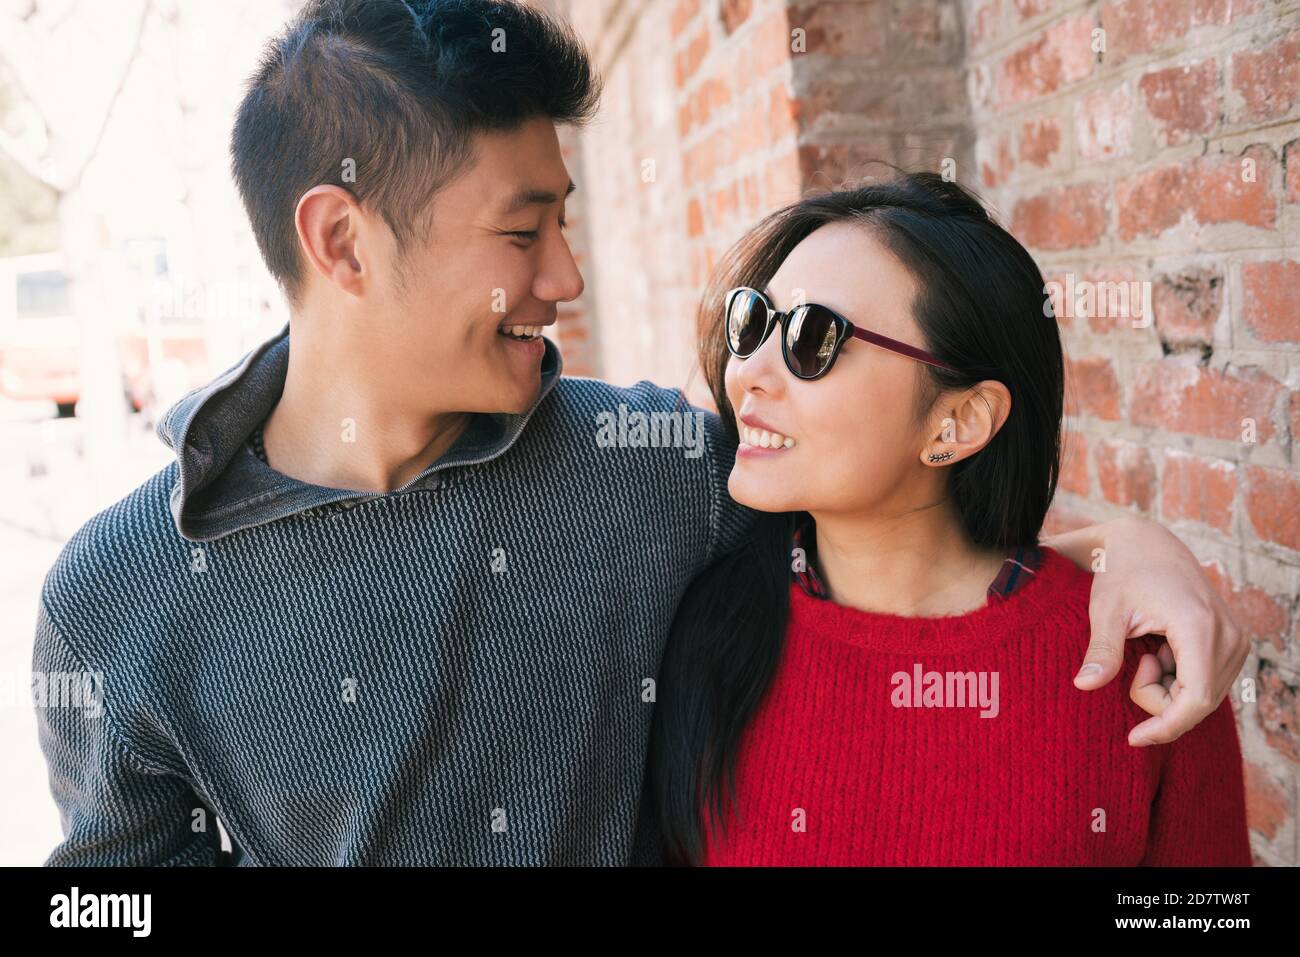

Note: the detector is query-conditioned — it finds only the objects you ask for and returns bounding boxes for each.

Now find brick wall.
[555,0,972,395]
[966,0,1298,866]
[555,0,1300,864]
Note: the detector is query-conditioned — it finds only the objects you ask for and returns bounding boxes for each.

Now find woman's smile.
[737,412,796,456]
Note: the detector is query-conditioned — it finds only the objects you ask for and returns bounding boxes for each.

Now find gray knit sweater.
[32,324,752,865]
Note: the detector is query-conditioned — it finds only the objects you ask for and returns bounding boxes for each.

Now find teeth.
[499,324,542,338]
[740,424,795,449]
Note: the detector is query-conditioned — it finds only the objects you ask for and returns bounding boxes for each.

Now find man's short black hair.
[231,0,601,305]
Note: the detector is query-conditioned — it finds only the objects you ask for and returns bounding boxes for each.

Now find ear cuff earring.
[927,450,955,463]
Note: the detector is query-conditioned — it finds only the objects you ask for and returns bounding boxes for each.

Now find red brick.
[1130,364,1282,442]
[1241,260,1300,344]
[1095,439,1156,511]
[980,132,1014,188]
[1078,267,1147,334]
[797,141,893,190]
[799,72,936,132]
[1201,561,1289,653]
[686,198,705,238]
[1012,182,1108,251]
[1019,116,1062,167]
[1244,466,1300,551]
[1115,163,1190,239]
[1244,760,1290,839]
[706,76,731,113]
[768,83,799,141]
[677,26,710,86]
[1013,0,1053,19]
[735,107,768,154]
[1230,29,1300,122]
[751,5,798,74]
[1195,146,1277,229]
[720,0,752,35]
[709,182,739,224]
[1287,139,1300,203]
[996,14,1095,108]
[1139,59,1219,145]
[1161,451,1236,533]
[892,1,947,56]
[787,2,887,58]
[1256,665,1300,763]
[686,86,706,131]
[1152,268,1222,345]
[1059,431,1089,496]
[764,147,802,206]
[1075,83,1133,162]
[1042,504,1097,536]
[1116,149,1276,240]
[670,0,700,40]
[968,0,1002,51]
[1064,354,1122,420]
[1100,0,1260,63]
[1045,270,1144,331]
[683,139,716,188]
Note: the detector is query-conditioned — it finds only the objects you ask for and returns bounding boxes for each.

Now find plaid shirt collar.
[791,516,1043,603]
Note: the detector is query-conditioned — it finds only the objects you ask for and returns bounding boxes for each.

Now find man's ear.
[295,185,368,297]
[919,380,1012,467]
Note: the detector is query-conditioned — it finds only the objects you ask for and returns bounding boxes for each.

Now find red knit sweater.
[701,547,1252,866]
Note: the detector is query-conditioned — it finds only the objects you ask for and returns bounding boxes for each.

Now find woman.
[648,171,1251,866]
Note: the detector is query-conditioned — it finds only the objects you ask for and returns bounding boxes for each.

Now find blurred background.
[1,0,1297,865]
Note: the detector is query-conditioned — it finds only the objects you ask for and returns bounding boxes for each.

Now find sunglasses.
[724,286,958,380]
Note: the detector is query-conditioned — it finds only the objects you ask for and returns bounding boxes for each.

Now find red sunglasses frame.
[724,286,959,378]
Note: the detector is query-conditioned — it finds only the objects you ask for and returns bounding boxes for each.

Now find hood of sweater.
[154,320,564,542]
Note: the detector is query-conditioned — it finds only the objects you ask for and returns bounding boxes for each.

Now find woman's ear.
[919,380,1012,467]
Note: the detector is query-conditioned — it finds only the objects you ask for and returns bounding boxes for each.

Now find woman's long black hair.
[647,168,1066,865]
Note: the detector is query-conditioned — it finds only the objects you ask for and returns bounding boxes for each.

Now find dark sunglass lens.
[726,290,767,356]
[785,305,840,377]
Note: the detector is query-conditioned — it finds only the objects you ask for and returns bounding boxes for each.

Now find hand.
[1045,516,1249,747]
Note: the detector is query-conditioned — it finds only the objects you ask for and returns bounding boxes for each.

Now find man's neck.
[260,328,472,495]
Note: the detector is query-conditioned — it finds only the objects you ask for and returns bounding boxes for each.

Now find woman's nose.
[734,320,787,395]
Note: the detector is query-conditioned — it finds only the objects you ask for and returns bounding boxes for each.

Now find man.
[33,0,1246,866]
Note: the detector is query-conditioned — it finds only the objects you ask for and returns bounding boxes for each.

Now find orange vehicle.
[0,252,212,417]
[0,254,81,415]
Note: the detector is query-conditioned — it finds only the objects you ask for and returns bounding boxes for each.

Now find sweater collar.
[793,516,1043,605]
[787,544,1075,655]
[155,321,564,541]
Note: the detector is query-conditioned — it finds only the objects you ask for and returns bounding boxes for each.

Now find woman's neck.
[809,500,1007,617]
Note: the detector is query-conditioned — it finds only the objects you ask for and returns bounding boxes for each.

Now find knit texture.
[33,325,753,865]
[701,547,1252,866]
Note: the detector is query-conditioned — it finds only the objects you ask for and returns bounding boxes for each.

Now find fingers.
[1129,651,1172,717]
[1219,619,1250,705]
[1075,598,1128,690]
[1157,640,1175,674]
[1127,626,1217,747]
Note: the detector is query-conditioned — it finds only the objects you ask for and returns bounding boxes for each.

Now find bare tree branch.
[0,0,153,192]
[69,0,152,190]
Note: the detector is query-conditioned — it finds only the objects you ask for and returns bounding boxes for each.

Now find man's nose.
[535,228,584,303]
